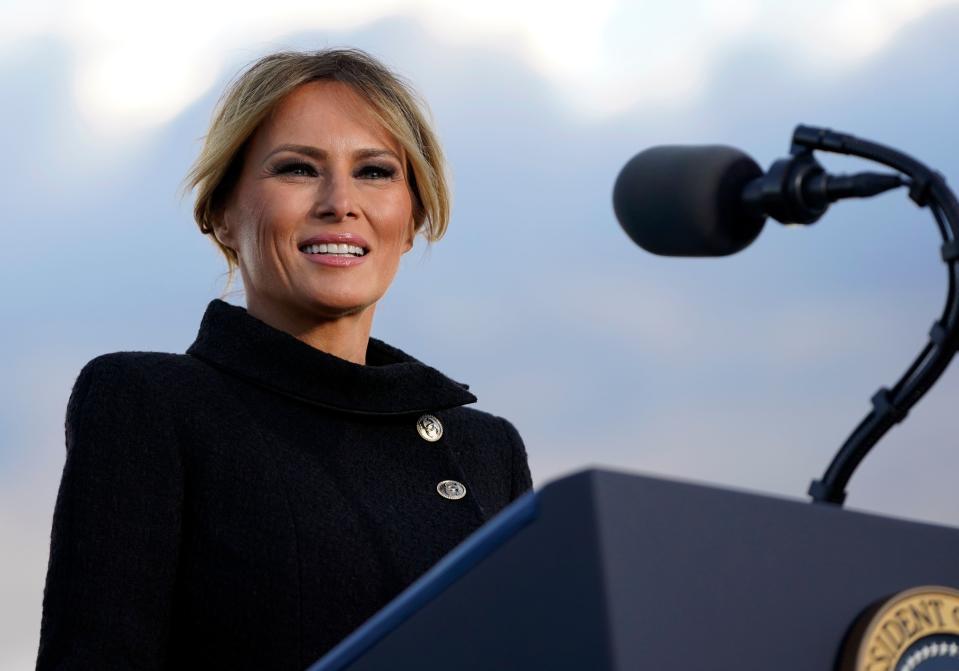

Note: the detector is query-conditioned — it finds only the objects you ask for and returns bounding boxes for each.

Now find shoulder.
[78,350,201,377]
[73,351,211,394]
[62,353,202,470]
[441,405,524,448]
[67,352,212,429]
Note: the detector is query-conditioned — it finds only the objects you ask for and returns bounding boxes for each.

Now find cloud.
[4,0,957,132]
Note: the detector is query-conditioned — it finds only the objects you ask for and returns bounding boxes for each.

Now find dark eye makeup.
[270,161,317,177]
[355,164,398,180]
[268,159,399,181]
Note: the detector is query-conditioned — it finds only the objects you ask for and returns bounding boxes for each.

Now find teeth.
[301,243,366,256]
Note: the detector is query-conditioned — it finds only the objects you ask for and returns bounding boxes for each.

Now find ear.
[211,209,236,252]
[403,220,415,253]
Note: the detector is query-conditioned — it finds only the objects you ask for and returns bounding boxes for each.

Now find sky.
[3,0,959,667]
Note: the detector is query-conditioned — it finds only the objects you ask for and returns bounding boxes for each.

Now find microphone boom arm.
[795,126,959,505]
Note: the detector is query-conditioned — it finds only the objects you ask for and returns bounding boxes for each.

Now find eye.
[355,164,397,180]
[271,161,317,178]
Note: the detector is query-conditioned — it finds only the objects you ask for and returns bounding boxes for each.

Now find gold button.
[416,414,443,442]
[437,480,466,500]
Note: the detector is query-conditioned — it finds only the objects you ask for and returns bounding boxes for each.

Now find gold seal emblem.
[842,586,959,671]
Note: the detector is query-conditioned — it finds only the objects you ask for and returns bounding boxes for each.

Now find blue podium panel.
[310,469,959,670]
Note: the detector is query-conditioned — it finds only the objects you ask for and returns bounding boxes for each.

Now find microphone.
[613,143,904,257]
[611,124,959,507]
[612,145,766,257]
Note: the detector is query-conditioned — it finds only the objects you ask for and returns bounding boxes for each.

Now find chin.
[302,295,376,319]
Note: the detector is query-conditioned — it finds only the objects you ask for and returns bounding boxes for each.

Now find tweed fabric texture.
[37,299,533,670]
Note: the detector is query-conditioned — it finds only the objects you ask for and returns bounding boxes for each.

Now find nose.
[314,172,358,222]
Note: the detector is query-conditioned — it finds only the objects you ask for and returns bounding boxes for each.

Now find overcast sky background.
[3,0,959,667]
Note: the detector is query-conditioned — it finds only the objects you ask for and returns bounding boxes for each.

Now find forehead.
[252,80,402,157]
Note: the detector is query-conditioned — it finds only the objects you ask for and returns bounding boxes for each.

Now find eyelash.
[357,164,397,180]
[271,161,397,180]
[272,161,315,177]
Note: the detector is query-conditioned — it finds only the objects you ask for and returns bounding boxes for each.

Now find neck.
[244,295,375,365]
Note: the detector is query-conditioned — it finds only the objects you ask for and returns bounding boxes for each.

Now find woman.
[37,48,533,670]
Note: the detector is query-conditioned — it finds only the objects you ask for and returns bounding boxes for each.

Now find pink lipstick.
[298,232,370,267]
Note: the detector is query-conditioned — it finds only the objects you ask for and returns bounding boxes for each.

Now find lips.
[298,232,370,254]
[298,232,370,267]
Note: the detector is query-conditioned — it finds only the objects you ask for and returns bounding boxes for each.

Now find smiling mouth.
[299,243,368,257]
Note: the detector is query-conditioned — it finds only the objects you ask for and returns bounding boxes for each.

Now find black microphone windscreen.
[613,145,767,256]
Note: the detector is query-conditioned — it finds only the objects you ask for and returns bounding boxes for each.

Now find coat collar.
[185,299,477,416]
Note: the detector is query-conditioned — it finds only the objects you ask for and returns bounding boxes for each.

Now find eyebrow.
[263,144,401,163]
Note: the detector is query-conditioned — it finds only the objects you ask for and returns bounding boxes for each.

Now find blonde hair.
[185,48,451,293]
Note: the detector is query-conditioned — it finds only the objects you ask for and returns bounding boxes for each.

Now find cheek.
[369,192,414,250]
[233,203,269,267]
[235,189,304,264]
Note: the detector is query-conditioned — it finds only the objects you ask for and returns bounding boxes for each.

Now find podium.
[308,469,959,670]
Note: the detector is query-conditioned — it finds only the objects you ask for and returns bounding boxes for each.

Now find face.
[216,80,415,326]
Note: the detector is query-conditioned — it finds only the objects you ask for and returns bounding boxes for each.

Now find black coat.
[37,299,533,670]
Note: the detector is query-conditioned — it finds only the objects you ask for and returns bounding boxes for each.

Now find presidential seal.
[841,586,959,671]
